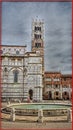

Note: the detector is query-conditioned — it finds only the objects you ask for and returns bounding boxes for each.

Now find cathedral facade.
[1,45,43,101]
[1,20,44,102]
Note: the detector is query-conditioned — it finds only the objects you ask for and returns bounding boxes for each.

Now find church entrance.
[29,89,33,100]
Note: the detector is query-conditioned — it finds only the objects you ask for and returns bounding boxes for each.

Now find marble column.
[38,109,43,123]
[10,108,15,121]
[7,101,10,105]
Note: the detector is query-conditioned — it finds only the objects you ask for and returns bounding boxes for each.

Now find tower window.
[35,34,41,39]
[35,26,41,31]
[35,34,39,39]
[35,43,41,48]
[13,70,19,83]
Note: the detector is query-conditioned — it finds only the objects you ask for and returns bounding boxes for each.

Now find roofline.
[45,71,61,74]
[45,71,72,75]
[61,74,72,78]
[2,45,27,47]
[25,52,36,54]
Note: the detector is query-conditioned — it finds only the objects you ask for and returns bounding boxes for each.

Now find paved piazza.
[2,121,72,129]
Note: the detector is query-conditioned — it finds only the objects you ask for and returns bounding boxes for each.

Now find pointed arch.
[13,69,19,83]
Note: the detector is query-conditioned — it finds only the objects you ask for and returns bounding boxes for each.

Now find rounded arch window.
[16,50,19,55]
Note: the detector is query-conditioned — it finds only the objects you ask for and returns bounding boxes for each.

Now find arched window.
[64,92,67,95]
[3,67,8,76]
[35,43,41,48]
[35,26,41,31]
[16,50,19,55]
[56,91,59,96]
[29,89,33,100]
[13,70,19,83]
[35,34,41,39]
[4,67,8,72]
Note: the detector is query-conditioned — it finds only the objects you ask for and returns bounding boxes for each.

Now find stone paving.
[1,112,72,129]
[1,121,72,129]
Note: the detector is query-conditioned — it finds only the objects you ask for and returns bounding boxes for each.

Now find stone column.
[10,108,15,121]
[38,109,43,123]
[67,109,72,122]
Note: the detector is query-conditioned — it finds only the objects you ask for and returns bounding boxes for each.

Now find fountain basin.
[9,103,71,110]
[2,103,72,122]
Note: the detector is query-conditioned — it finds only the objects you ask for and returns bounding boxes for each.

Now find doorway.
[62,91,69,100]
[29,89,33,100]
[48,91,52,99]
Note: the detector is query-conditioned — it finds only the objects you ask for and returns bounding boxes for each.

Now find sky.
[2,2,72,74]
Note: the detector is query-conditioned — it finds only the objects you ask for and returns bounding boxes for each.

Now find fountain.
[2,102,72,122]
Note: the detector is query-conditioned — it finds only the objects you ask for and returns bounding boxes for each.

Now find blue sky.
[2,2,72,74]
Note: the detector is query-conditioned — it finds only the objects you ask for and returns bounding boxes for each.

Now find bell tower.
[31,19,44,73]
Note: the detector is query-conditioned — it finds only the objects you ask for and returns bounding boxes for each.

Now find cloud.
[2,2,71,74]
